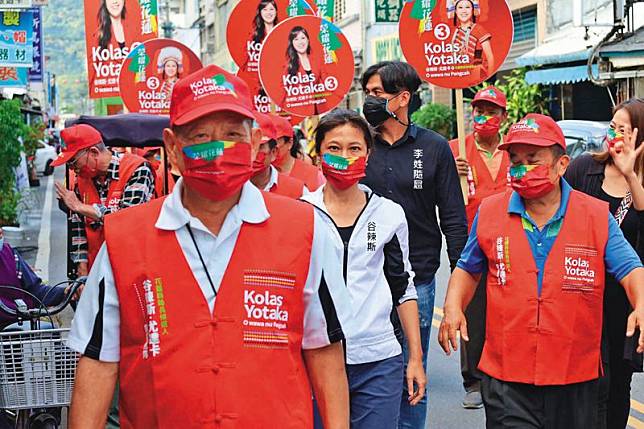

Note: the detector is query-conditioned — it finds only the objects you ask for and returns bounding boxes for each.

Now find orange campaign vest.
[289,158,323,191]
[77,153,146,268]
[271,173,305,199]
[449,134,510,229]
[476,190,609,386]
[104,193,315,429]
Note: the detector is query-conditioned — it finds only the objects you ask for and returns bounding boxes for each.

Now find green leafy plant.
[0,99,27,226]
[411,102,456,139]
[472,68,549,134]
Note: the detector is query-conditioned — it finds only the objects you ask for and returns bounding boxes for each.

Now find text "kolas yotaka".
[244,290,289,321]
[423,41,470,66]
[137,90,170,111]
[282,72,339,97]
[92,43,141,79]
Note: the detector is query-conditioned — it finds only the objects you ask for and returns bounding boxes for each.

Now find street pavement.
[14,166,644,428]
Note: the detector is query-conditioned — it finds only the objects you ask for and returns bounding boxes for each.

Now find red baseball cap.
[499,114,566,151]
[51,124,103,167]
[170,64,255,127]
[253,112,277,141]
[271,113,294,139]
[472,86,507,109]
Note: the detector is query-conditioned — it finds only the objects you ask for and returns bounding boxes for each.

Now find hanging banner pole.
[455,89,468,205]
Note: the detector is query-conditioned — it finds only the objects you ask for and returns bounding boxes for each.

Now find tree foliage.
[0,100,26,225]
[411,102,456,139]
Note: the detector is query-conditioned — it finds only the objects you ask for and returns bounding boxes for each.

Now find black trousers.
[481,374,599,429]
[461,272,487,391]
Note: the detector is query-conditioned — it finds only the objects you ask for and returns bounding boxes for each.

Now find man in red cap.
[271,113,325,191]
[52,124,154,278]
[448,85,510,409]
[251,111,308,198]
[438,114,644,428]
[67,65,352,429]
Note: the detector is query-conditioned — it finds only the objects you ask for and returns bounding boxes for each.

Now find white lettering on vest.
[243,290,289,323]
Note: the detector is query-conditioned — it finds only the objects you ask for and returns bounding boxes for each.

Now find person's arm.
[55,182,101,220]
[69,357,118,429]
[68,184,90,270]
[603,213,644,352]
[301,212,354,428]
[303,343,349,429]
[609,129,644,209]
[480,40,494,75]
[15,250,66,306]
[435,140,469,269]
[382,207,425,404]
[438,213,485,354]
[117,163,156,210]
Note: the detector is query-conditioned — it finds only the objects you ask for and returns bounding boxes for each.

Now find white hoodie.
[301,184,417,365]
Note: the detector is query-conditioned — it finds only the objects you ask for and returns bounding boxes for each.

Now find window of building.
[513,7,537,43]
[334,0,346,21]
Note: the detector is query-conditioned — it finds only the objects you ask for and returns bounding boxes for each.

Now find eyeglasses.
[69,150,88,170]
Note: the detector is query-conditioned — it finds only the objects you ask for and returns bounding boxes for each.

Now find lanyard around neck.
[185,224,217,297]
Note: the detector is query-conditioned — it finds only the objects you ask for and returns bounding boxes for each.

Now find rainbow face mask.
[605,128,625,149]
[473,115,501,137]
[321,153,367,190]
[509,164,555,199]
[181,140,253,201]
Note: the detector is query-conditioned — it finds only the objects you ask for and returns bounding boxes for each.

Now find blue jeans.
[398,279,435,429]
[313,355,404,429]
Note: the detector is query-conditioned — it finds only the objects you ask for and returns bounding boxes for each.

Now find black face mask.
[362,93,408,128]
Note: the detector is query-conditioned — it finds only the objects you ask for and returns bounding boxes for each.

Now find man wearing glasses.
[53,124,155,282]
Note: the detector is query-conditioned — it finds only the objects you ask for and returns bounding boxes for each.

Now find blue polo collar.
[508,178,572,230]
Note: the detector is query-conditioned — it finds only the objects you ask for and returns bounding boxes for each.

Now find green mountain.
[42,0,89,114]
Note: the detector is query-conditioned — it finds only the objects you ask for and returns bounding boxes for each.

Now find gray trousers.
[460,272,487,391]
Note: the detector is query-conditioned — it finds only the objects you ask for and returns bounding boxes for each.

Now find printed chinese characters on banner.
[29,7,42,82]
[0,11,34,68]
[83,0,158,98]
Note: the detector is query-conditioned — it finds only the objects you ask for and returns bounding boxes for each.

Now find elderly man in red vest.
[53,125,154,278]
[449,85,511,409]
[67,64,352,429]
[439,114,644,428]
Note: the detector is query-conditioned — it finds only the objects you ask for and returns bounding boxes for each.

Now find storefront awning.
[525,64,599,85]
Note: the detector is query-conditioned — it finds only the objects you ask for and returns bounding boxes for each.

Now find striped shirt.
[69,153,155,263]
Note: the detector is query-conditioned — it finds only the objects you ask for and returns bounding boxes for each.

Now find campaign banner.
[237,68,304,126]
[399,0,513,88]
[119,38,202,115]
[226,0,318,76]
[0,0,31,9]
[0,11,33,67]
[375,0,403,23]
[0,66,27,86]
[258,15,354,117]
[28,6,42,81]
[83,0,158,99]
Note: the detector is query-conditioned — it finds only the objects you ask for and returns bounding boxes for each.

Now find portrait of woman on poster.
[97,0,127,50]
[157,47,183,98]
[281,25,326,115]
[448,0,494,81]
[252,0,279,44]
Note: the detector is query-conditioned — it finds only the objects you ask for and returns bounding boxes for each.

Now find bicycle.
[0,278,85,429]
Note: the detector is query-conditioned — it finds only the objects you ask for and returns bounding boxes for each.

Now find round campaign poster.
[258,15,355,117]
[237,69,305,126]
[118,38,203,115]
[399,0,513,88]
[227,0,318,75]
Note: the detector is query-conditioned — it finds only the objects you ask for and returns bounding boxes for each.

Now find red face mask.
[321,153,367,191]
[76,152,99,179]
[181,141,253,201]
[605,128,625,149]
[473,115,502,138]
[149,159,161,171]
[252,151,269,175]
[509,164,556,199]
[271,138,291,168]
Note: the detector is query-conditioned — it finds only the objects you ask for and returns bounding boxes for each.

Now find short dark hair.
[361,61,422,95]
[550,144,566,160]
[268,139,277,150]
[315,109,374,154]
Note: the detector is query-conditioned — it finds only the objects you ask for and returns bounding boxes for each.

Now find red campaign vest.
[477,190,609,385]
[289,158,323,191]
[77,153,146,268]
[104,193,315,429]
[449,134,510,230]
[271,173,305,199]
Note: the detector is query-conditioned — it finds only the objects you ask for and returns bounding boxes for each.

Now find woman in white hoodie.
[302,109,426,428]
